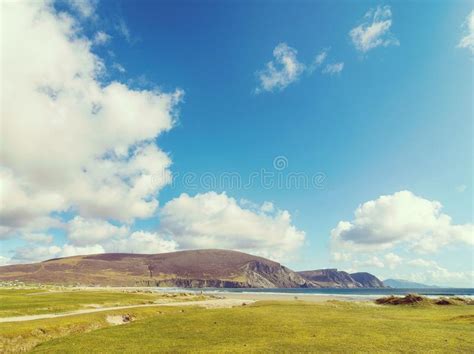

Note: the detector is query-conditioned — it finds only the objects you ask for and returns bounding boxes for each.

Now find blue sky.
[1,0,473,286]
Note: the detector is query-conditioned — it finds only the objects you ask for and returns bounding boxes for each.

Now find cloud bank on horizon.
[0,0,472,287]
[330,191,473,286]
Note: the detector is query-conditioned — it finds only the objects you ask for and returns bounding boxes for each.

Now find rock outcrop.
[298,269,386,288]
[350,272,385,288]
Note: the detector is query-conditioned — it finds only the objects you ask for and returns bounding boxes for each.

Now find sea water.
[154,287,474,299]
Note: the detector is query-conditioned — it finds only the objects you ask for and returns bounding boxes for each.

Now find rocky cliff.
[298,269,385,288]
[350,272,385,288]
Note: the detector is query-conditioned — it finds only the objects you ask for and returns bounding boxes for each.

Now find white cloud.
[314,50,328,67]
[93,31,111,45]
[456,184,467,193]
[331,252,351,262]
[22,233,54,244]
[407,258,438,268]
[8,233,176,263]
[68,0,97,18]
[7,223,176,264]
[403,260,474,287]
[322,62,344,75]
[60,244,105,258]
[160,192,305,261]
[106,231,178,254]
[260,201,275,213]
[256,43,305,93]
[349,5,399,53]
[112,62,126,73]
[11,245,63,264]
[458,10,474,54]
[65,215,176,253]
[353,256,385,269]
[384,252,403,270]
[115,18,131,43]
[68,216,129,246]
[1,1,181,236]
[0,168,64,238]
[331,191,473,253]
[0,256,10,266]
[308,49,328,73]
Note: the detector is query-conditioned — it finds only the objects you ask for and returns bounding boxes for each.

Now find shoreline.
[216,292,363,302]
[2,285,473,301]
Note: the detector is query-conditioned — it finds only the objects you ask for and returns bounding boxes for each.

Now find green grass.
[30,301,474,353]
[0,305,181,352]
[1,288,473,353]
[0,288,196,317]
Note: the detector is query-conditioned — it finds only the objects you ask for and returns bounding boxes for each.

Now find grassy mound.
[376,294,474,306]
[376,294,426,305]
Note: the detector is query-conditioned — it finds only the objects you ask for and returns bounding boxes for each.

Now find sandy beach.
[215,291,366,302]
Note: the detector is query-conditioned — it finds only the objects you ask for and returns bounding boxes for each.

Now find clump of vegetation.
[434,297,474,306]
[376,294,474,306]
[376,294,426,305]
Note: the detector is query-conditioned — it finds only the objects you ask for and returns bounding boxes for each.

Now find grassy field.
[1,289,473,353]
[0,305,181,352]
[0,288,190,317]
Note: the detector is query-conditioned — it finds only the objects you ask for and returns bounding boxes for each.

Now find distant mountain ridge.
[0,249,385,289]
[383,279,439,289]
[297,269,385,288]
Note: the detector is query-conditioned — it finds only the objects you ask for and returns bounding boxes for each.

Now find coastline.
[216,292,363,302]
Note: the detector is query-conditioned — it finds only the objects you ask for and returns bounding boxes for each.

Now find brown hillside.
[0,249,308,288]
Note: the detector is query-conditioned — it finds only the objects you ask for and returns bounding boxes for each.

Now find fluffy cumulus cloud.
[106,231,178,254]
[67,216,129,246]
[9,243,106,264]
[329,191,473,286]
[256,43,305,93]
[383,252,403,270]
[349,5,399,53]
[160,192,305,261]
[458,10,474,54]
[0,1,181,239]
[5,227,177,264]
[353,256,385,269]
[60,244,105,258]
[10,245,63,264]
[339,252,402,271]
[65,215,177,253]
[0,168,64,238]
[331,191,473,254]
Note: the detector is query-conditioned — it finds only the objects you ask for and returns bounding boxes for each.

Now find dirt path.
[0,298,253,323]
